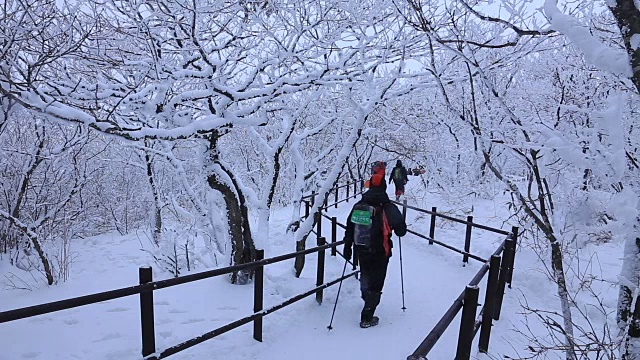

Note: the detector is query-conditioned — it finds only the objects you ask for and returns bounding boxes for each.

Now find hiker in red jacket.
[343,173,407,328]
[389,160,409,201]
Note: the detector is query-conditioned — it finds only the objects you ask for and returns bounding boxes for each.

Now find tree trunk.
[267,146,284,209]
[482,150,577,357]
[208,174,254,284]
[0,213,55,285]
[608,3,640,357]
[144,143,162,246]
[207,132,255,284]
[294,238,306,278]
[31,233,54,285]
[10,128,54,284]
[619,234,640,359]
[551,241,577,360]
[609,0,640,94]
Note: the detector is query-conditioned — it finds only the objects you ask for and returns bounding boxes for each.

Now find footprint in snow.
[93,333,122,342]
[21,352,41,359]
[181,318,205,324]
[159,331,173,339]
[154,300,170,306]
[106,307,129,312]
[210,317,235,323]
[168,308,187,314]
[28,317,53,324]
[156,318,173,325]
[63,318,79,325]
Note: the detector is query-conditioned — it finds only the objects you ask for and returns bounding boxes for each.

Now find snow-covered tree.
[0,0,420,282]
[543,1,640,357]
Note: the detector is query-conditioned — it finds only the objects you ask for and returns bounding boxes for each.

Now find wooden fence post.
[493,238,515,321]
[346,183,350,202]
[456,285,479,360]
[304,200,310,220]
[479,255,501,353]
[463,216,473,266]
[316,210,322,239]
[311,190,316,207]
[139,266,156,358]
[353,180,357,195]
[331,217,337,257]
[507,226,519,288]
[253,249,264,342]
[402,199,408,220]
[429,207,437,245]
[316,237,326,304]
[334,185,338,209]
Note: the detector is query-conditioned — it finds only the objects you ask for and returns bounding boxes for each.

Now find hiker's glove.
[344,246,352,261]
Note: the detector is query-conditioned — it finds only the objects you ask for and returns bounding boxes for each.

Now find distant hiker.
[389,160,409,201]
[343,173,407,328]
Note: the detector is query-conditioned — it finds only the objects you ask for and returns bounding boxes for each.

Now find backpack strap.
[382,208,391,257]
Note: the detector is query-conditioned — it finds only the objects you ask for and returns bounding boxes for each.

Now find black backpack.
[393,167,404,181]
[350,203,392,256]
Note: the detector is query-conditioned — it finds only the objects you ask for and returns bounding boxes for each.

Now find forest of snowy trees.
[1,0,639,358]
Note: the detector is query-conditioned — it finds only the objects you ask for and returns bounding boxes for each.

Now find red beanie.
[373,162,386,175]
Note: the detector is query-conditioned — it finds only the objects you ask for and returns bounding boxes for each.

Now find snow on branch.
[543,0,633,77]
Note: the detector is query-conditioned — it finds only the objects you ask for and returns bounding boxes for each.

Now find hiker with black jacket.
[343,173,407,328]
[389,160,409,201]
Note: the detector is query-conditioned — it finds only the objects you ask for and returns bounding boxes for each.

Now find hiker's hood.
[361,188,390,206]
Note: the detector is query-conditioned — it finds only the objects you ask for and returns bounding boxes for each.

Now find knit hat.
[372,161,386,175]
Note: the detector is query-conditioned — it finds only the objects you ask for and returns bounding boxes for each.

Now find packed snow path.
[0,180,512,359]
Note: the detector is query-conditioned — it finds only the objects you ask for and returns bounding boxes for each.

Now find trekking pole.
[399,235,407,311]
[327,258,349,331]
[399,199,408,312]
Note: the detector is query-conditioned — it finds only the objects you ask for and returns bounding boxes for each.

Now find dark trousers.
[358,254,389,321]
[393,179,405,195]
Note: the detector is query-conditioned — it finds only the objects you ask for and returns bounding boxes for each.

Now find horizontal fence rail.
[0,240,345,324]
[405,228,487,263]
[157,269,359,359]
[301,179,363,201]
[321,212,347,229]
[391,200,511,236]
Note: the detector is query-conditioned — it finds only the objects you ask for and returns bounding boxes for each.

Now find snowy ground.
[0,179,623,360]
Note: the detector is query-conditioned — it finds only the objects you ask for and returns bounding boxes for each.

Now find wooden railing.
[0,241,357,359]
[303,187,519,360]
[389,199,518,360]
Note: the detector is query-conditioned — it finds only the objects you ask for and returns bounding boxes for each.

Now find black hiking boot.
[359,316,379,328]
